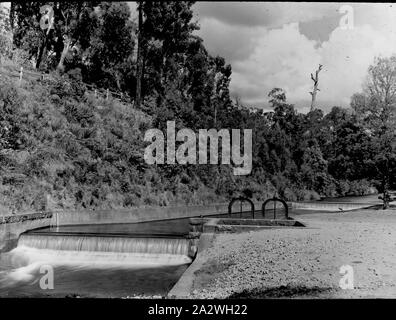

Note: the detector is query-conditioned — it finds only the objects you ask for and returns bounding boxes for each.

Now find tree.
[0,3,11,33]
[351,56,396,208]
[300,142,329,194]
[135,2,143,108]
[137,1,199,102]
[135,1,144,108]
[83,2,135,91]
[268,87,286,106]
[9,2,44,64]
[309,64,323,112]
[51,2,98,71]
[0,3,12,60]
[11,2,98,70]
[10,1,135,91]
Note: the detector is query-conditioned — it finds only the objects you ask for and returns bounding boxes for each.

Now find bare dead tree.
[309,64,323,112]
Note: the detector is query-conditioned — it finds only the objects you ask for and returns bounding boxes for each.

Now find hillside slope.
[0,63,155,215]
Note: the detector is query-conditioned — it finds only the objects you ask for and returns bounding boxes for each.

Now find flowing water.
[0,219,193,297]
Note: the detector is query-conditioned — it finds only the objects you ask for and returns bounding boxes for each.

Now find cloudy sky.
[188,2,396,112]
[4,2,394,113]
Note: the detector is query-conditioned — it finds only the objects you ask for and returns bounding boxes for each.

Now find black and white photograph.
[0,0,396,314]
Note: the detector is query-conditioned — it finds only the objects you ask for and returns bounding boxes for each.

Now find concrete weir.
[168,232,215,298]
[290,201,374,211]
[168,216,306,298]
[0,199,360,255]
[0,202,258,253]
[194,217,305,233]
[0,212,53,252]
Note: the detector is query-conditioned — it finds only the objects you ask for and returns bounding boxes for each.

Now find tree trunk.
[56,38,70,72]
[116,74,121,91]
[135,3,144,108]
[35,38,47,69]
[379,179,390,209]
[383,190,390,209]
[309,64,322,112]
[36,9,54,70]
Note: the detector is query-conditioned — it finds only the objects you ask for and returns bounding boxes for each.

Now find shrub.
[0,33,12,60]
[11,48,31,67]
[348,179,376,196]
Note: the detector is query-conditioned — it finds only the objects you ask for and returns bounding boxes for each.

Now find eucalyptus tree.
[351,56,396,208]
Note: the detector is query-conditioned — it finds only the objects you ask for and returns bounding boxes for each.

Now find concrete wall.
[4,199,366,253]
[51,202,259,226]
[0,212,53,252]
[0,202,257,252]
[290,201,374,211]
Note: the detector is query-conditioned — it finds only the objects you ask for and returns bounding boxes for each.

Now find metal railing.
[228,197,255,219]
[262,197,289,219]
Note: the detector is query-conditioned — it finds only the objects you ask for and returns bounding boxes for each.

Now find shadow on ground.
[228,285,336,299]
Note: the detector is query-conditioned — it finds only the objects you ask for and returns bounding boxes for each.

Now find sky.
[190,2,396,112]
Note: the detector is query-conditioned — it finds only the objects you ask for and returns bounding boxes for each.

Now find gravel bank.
[188,209,396,298]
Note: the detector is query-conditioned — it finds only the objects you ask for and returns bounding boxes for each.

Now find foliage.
[2,1,390,215]
[351,55,396,206]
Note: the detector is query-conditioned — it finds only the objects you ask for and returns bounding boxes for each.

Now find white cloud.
[194,2,340,28]
[318,24,396,107]
[230,23,320,108]
[195,3,396,112]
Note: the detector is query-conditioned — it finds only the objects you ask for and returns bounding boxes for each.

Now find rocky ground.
[188,209,396,298]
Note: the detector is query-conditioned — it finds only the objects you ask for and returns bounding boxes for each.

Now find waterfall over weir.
[0,220,195,296]
[12,232,194,268]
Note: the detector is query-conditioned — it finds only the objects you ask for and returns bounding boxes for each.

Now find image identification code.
[192,304,248,315]
[148,304,247,317]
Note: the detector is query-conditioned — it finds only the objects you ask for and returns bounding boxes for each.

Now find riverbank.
[186,208,396,298]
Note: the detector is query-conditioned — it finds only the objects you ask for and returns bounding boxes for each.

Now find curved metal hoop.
[261,197,289,219]
[228,197,255,219]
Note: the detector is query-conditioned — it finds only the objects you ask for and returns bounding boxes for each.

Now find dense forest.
[0,1,395,214]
